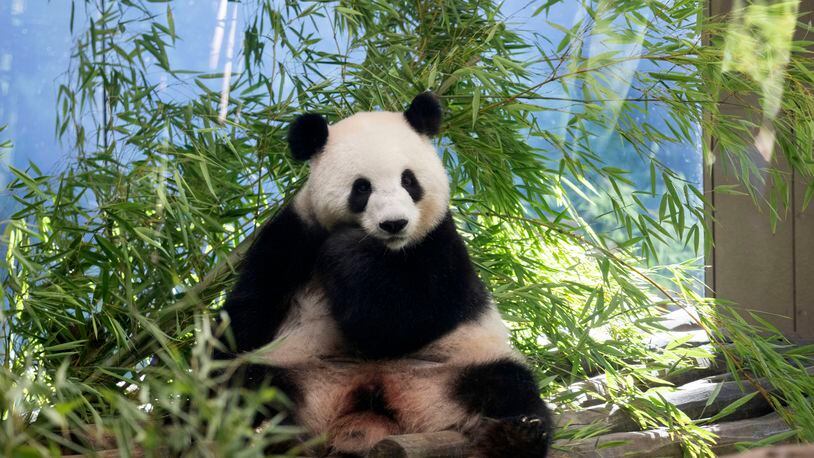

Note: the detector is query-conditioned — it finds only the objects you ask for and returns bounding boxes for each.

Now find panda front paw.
[471,415,551,458]
[322,224,385,254]
[324,224,367,244]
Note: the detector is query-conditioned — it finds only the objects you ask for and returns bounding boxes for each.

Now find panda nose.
[379,219,408,234]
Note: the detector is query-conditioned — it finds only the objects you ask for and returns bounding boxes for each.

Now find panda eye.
[401,169,424,202]
[401,171,414,187]
[353,178,371,194]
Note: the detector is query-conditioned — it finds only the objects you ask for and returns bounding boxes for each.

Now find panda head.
[288,92,448,250]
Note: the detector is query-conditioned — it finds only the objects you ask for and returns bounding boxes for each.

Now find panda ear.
[287,113,329,161]
[404,92,442,137]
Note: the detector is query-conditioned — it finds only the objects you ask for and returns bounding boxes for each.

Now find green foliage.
[2,0,814,456]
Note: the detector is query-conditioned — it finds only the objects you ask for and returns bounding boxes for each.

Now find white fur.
[298,111,450,249]
[417,304,519,365]
[259,282,344,366]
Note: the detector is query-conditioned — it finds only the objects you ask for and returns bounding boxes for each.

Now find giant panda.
[218,92,552,457]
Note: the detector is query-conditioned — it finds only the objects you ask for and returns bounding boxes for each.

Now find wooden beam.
[551,411,792,457]
[367,430,470,458]
[559,367,813,434]
[365,411,793,458]
[724,444,814,458]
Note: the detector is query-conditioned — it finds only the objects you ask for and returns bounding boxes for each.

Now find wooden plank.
[724,444,814,458]
[645,330,710,349]
[794,173,814,340]
[707,0,797,335]
[64,450,145,458]
[710,119,796,335]
[661,352,729,387]
[365,412,792,458]
[367,431,470,458]
[567,353,728,408]
[557,404,637,434]
[551,411,792,458]
[659,308,703,333]
[791,0,814,343]
[559,367,813,433]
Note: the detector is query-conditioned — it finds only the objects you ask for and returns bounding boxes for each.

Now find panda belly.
[292,359,471,453]
[259,282,519,454]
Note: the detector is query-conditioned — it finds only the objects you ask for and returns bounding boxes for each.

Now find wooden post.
[707,0,814,340]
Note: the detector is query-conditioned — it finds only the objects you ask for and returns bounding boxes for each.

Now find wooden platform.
[65,313,805,457]
[362,315,803,458]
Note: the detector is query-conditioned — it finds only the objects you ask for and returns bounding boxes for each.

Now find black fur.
[317,213,489,359]
[401,169,424,202]
[453,359,552,457]
[454,359,545,418]
[474,416,551,458]
[404,92,442,137]
[219,204,327,354]
[288,113,329,161]
[348,178,372,213]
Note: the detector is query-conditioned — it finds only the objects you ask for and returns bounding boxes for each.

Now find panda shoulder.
[422,304,519,364]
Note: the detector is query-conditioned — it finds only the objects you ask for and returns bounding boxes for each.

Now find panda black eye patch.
[401,169,424,202]
[349,177,372,213]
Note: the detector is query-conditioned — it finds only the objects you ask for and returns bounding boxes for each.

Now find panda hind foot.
[471,415,551,458]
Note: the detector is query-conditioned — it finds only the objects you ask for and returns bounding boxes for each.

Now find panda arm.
[317,213,489,359]
[219,204,326,354]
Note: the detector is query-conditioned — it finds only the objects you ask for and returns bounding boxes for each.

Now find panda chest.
[258,281,449,366]
[259,280,515,370]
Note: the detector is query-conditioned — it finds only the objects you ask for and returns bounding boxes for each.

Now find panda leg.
[228,364,336,457]
[452,359,552,458]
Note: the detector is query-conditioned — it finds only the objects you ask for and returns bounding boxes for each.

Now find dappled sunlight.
[586,4,650,150]
[754,122,776,164]
[208,0,229,70]
[722,0,798,121]
[218,2,240,123]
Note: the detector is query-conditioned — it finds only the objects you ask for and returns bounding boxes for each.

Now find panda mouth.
[381,234,409,247]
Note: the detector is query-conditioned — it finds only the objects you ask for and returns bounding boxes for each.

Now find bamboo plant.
[1,1,813,456]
